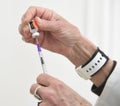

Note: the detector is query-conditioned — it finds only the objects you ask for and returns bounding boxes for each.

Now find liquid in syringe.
[29,20,47,73]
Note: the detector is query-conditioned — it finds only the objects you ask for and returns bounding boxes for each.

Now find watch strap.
[76,48,109,80]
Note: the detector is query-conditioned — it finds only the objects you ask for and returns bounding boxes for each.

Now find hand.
[19,6,81,57]
[18,6,97,67]
[30,74,92,106]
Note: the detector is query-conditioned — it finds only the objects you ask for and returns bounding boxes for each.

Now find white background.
[0,0,120,106]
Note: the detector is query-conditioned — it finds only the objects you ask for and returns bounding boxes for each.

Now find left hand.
[30,73,92,106]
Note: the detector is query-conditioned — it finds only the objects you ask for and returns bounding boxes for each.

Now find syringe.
[29,20,47,73]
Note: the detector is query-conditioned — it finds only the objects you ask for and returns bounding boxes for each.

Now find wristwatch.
[75,48,109,80]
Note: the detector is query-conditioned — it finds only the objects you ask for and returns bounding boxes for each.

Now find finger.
[19,23,32,39]
[36,74,50,86]
[21,6,46,23]
[30,84,39,95]
[34,86,43,100]
[35,17,59,32]
[30,83,47,101]
[22,36,36,44]
[18,24,25,36]
[21,6,37,23]
[36,73,58,87]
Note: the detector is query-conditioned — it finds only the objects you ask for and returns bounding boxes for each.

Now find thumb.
[35,17,58,32]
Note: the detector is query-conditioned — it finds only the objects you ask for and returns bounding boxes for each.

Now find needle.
[35,38,47,73]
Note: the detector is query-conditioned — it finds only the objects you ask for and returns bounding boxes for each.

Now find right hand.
[18,6,82,57]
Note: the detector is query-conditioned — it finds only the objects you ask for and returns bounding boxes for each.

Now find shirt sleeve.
[94,61,120,106]
[91,61,117,96]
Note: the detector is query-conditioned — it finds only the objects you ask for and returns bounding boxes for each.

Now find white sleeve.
[95,62,120,106]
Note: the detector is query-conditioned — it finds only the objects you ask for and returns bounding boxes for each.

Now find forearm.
[69,35,97,67]
[67,35,114,87]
